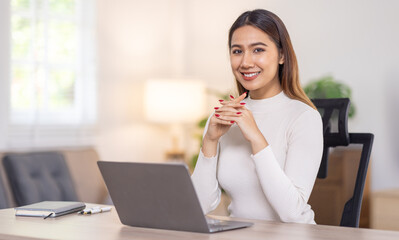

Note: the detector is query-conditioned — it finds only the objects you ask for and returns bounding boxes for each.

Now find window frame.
[3,0,97,149]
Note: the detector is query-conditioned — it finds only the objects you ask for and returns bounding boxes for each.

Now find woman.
[191,9,323,224]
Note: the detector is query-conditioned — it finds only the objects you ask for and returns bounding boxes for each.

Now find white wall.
[96,0,399,190]
[95,0,200,163]
[0,0,10,151]
[96,0,170,163]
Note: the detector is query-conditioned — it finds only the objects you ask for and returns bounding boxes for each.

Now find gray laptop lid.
[98,161,252,233]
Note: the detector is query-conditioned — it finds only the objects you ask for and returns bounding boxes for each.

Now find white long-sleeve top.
[191,91,323,224]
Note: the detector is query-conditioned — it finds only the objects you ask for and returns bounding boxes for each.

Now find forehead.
[231,25,273,46]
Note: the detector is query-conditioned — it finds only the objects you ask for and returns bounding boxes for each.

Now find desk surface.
[1,204,399,240]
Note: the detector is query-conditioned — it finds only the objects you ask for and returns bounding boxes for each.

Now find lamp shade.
[144,79,206,124]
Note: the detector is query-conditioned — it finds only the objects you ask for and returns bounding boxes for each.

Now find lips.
[241,71,261,81]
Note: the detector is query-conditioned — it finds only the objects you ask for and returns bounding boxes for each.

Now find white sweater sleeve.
[191,117,221,214]
[252,109,323,223]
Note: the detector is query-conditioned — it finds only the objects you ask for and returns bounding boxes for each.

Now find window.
[7,0,97,148]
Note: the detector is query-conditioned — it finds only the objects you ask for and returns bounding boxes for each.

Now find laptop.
[97,161,253,233]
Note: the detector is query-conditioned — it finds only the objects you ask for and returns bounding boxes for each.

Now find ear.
[279,50,285,65]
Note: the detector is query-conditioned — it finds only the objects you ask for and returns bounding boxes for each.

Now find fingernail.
[215,114,220,117]
[214,107,219,110]
[244,92,247,94]
[219,100,224,103]
[229,95,234,99]
[240,102,246,105]
[230,121,235,124]
[236,112,242,114]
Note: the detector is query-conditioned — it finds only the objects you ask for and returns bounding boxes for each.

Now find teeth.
[243,72,259,77]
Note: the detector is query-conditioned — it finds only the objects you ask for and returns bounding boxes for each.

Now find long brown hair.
[228,9,316,109]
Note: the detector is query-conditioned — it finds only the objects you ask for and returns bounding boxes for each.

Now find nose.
[241,52,255,69]
[240,52,255,69]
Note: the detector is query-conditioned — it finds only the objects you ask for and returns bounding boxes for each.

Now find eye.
[231,49,242,54]
[254,48,265,53]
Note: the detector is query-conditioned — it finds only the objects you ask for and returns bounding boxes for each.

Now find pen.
[78,206,112,215]
[78,206,99,214]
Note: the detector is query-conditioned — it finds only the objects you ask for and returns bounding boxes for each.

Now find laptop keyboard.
[206,218,231,227]
[206,217,221,224]
[205,216,253,232]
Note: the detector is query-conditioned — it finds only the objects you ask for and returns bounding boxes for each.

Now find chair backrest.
[312,98,350,178]
[0,172,9,209]
[311,98,374,228]
[340,133,373,227]
[3,151,79,206]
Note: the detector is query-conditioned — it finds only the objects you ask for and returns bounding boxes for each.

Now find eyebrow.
[231,42,268,49]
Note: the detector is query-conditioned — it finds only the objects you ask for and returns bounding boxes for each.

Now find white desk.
[0,204,399,240]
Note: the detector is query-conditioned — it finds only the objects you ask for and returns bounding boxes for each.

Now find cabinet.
[371,189,399,230]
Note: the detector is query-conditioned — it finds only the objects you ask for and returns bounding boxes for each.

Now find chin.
[238,82,258,91]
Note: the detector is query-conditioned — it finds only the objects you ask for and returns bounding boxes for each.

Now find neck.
[249,79,282,100]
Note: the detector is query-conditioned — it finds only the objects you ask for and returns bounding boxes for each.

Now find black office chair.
[3,152,79,206]
[0,173,9,209]
[311,98,374,228]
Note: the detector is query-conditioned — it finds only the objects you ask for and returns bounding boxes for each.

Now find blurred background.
[0,0,398,230]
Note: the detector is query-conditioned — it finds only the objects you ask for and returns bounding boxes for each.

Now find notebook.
[97,161,253,233]
[15,201,86,218]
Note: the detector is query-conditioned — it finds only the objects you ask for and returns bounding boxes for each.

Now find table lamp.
[144,79,206,161]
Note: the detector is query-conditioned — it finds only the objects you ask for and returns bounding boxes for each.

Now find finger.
[218,99,232,105]
[215,103,246,111]
[232,92,247,103]
[216,105,237,112]
[212,116,235,125]
[214,111,243,117]
[220,92,247,106]
[215,114,242,122]
[229,102,247,108]
[218,92,247,105]
[215,106,244,115]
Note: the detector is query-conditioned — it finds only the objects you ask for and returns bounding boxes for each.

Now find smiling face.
[230,25,284,99]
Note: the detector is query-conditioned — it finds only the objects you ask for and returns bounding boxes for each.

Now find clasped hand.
[204,92,268,155]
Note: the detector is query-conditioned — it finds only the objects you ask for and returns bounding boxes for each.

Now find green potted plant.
[304,75,356,118]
